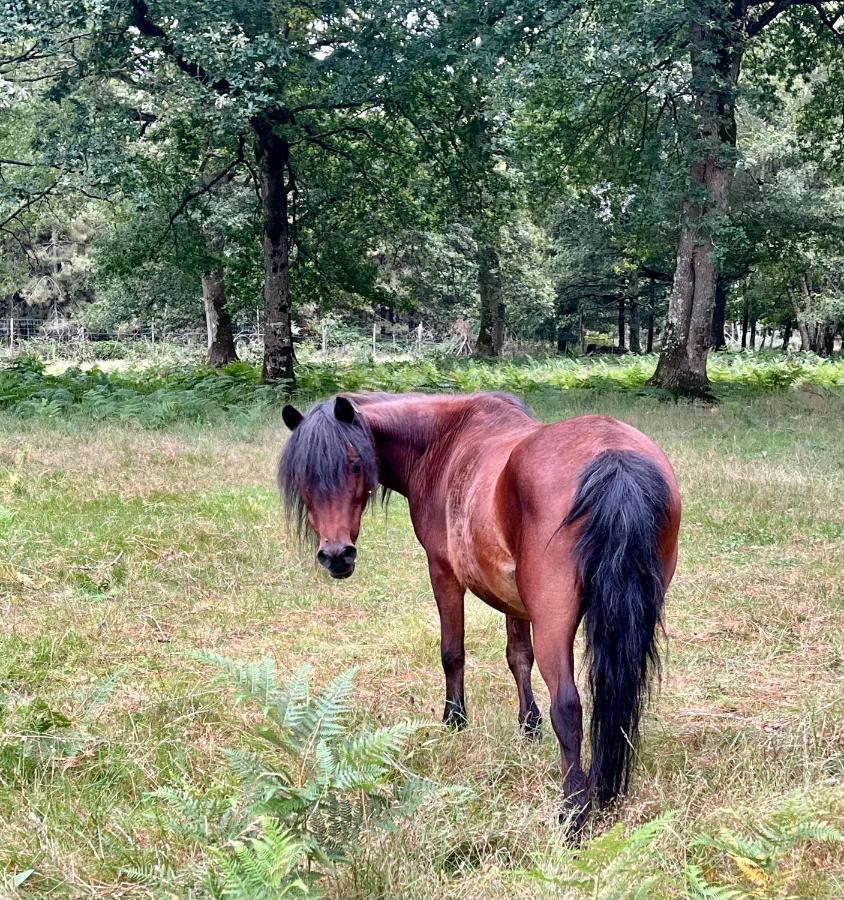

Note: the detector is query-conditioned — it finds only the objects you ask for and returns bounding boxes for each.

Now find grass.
[0,361,843,896]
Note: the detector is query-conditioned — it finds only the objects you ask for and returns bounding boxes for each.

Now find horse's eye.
[351,462,362,475]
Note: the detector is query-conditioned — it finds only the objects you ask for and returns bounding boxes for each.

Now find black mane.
[277,398,379,542]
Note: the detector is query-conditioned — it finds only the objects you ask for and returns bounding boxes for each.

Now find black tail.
[563,449,670,807]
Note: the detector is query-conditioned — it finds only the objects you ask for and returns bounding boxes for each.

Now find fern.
[523,814,673,898]
[687,793,844,897]
[210,817,312,899]
[684,864,749,899]
[191,651,280,710]
[149,657,443,897]
[79,667,124,716]
[5,354,842,428]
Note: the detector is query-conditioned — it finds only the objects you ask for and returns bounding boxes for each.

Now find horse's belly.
[466,559,528,619]
[450,522,527,618]
[445,458,528,618]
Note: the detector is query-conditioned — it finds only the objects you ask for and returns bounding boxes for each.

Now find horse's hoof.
[559,797,591,840]
[519,707,543,740]
[443,704,468,730]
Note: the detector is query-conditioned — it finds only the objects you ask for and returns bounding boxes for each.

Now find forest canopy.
[1,0,842,392]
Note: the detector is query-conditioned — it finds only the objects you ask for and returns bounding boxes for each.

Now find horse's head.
[279,396,377,579]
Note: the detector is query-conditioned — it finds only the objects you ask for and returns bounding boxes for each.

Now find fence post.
[372,320,377,358]
[151,319,156,345]
[322,320,328,355]
[8,315,13,350]
[416,322,423,356]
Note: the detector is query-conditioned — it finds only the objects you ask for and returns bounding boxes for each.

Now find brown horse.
[278,391,681,830]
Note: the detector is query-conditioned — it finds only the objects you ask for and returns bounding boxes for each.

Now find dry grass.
[0,388,843,897]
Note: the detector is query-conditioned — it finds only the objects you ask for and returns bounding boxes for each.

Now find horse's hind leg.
[520,572,591,834]
[505,616,542,737]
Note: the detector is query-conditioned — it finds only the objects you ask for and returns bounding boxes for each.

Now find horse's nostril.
[317,546,355,570]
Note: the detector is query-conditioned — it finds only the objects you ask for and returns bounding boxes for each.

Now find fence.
[0,315,468,361]
[0,318,170,345]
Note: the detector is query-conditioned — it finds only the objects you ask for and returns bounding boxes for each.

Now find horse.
[278,391,681,831]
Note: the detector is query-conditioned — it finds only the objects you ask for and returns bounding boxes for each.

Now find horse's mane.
[277,398,379,543]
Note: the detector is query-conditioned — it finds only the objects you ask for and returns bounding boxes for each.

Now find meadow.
[1,353,843,897]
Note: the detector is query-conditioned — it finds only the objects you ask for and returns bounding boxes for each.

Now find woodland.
[0,1,842,393]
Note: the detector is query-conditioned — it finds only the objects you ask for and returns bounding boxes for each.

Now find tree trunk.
[202,271,238,366]
[628,298,641,353]
[749,318,756,350]
[617,297,626,350]
[788,286,812,351]
[711,274,727,349]
[781,319,792,351]
[741,296,749,349]
[254,117,295,384]
[821,323,835,357]
[557,326,568,354]
[796,320,811,352]
[646,313,655,352]
[650,1,740,395]
[476,243,504,356]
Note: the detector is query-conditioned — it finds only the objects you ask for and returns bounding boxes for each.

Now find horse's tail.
[562,449,671,807]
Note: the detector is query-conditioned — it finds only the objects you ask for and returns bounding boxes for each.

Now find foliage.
[523,813,675,896]
[521,795,844,898]
[686,794,844,898]
[0,352,842,426]
[145,654,440,896]
[0,669,122,781]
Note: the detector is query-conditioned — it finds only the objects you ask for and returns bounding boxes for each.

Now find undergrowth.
[1,352,842,427]
[123,655,446,897]
[3,656,840,897]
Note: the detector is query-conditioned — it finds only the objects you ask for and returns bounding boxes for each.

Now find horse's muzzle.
[317,544,357,579]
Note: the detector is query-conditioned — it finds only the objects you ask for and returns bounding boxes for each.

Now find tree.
[651,0,844,393]
[2,0,415,385]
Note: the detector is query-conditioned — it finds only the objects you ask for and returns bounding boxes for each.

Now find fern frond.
[152,785,232,840]
[193,651,280,708]
[684,864,750,899]
[340,721,420,768]
[274,665,312,739]
[80,667,124,718]
[214,817,311,900]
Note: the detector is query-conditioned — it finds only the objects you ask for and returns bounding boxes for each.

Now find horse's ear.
[282,405,304,431]
[334,396,356,424]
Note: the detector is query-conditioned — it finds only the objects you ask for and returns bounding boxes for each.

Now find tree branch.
[161,158,239,241]
[0,180,59,230]
[128,0,231,93]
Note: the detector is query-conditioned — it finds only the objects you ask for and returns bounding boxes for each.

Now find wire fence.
[0,315,472,361]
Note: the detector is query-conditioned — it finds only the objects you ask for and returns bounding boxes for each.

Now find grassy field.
[1,367,843,896]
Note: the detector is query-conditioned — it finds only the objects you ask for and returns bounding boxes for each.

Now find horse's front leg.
[427,557,467,728]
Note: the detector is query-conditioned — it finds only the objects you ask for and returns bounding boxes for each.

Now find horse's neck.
[360,396,461,497]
